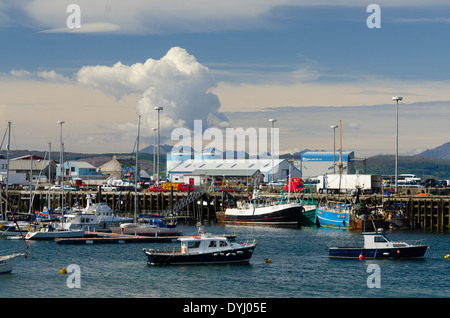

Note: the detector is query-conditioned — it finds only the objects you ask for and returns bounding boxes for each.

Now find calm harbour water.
[1,223,449,298]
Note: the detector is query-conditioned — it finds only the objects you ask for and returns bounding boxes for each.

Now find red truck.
[283,178,304,193]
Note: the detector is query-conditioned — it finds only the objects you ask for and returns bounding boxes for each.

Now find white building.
[168,158,301,184]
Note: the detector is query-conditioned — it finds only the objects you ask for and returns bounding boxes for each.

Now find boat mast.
[6,121,10,200]
[338,120,343,201]
[134,115,141,224]
[48,142,51,212]
[58,121,65,215]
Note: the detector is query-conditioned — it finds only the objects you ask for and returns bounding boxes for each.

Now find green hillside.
[366,155,450,180]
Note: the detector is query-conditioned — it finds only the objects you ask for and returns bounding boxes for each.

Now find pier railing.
[161,183,214,217]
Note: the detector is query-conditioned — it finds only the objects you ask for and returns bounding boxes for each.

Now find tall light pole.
[330,125,338,174]
[154,106,163,185]
[152,127,157,180]
[57,120,65,213]
[269,118,277,183]
[392,96,403,193]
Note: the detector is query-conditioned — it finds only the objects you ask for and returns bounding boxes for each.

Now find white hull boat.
[0,252,29,274]
[24,228,84,240]
[60,194,133,231]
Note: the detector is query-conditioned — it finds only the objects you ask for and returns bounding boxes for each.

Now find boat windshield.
[374,235,391,243]
[187,241,200,248]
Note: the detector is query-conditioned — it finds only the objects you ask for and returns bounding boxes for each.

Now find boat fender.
[358,254,364,260]
[397,250,401,254]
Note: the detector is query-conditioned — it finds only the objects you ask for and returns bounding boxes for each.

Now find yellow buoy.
[444,254,450,259]
[59,267,67,275]
[265,258,272,264]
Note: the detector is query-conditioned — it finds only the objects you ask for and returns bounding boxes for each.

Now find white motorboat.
[59,194,133,231]
[111,218,182,237]
[23,223,84,240]
[0,252,30,274]
[0,221,31,237]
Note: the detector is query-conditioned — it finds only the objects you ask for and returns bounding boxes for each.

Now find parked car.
[178,184,196,192]
[101,185,118,192]
[64,185,79,191]
[218,187,240,193]
[148,186,167,193]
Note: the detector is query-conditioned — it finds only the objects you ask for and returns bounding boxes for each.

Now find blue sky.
[1,1,450,157]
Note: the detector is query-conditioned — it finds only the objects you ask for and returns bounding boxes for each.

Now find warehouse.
[168,158,300,185]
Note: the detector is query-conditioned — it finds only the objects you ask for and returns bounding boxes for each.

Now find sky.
[1,1,450,158]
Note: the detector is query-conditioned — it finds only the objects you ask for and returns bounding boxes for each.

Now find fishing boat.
[218,188,305,225]
[317,200,355,229]
[143,225,257,265]
[0,252,30,274]
[220,198,304,225]
[59,194,133,231]
[329,230,428,259]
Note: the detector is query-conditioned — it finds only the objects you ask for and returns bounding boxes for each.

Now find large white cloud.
[76,47,229,142]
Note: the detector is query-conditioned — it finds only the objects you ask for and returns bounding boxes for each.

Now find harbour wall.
[3,189,450,232]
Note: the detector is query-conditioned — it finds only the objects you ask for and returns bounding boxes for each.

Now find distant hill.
[366,155,450,180]
[416,142,450,160]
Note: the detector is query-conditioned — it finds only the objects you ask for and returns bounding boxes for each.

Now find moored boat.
[218,193,304,226]
[111,218,182,237]
[23,223,84,240]
[59,194,133,231]
[0,252,30,274]
[329,230,428,259]
[143,226,256,265]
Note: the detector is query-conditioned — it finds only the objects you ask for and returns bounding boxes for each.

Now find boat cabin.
[362,230,408,249]
[178,236,232,254]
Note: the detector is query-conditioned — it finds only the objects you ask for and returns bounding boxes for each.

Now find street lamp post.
[330,125,338,174]
[269,118,277,183]
[392,96,403,193]
[152,127,157,180]
[154,107,163,185]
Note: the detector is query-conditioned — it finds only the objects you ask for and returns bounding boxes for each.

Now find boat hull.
[144,245,256,265]
[299,205,317,226]
[329,245,428,259]
[220,203,303,225]
[110,226,182,237]
[0,253,27,274]
[317,207,352,229]
[25,230,84,240]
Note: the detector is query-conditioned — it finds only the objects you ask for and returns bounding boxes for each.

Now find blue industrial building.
[301,151,355,178]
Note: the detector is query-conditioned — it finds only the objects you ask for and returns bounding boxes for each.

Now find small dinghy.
[329,230,428,259]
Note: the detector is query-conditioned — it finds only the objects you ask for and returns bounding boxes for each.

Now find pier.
[4,188,450,232]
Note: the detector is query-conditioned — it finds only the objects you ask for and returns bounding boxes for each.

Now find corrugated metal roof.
[192,168,261,177]
[169,159,285,173]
